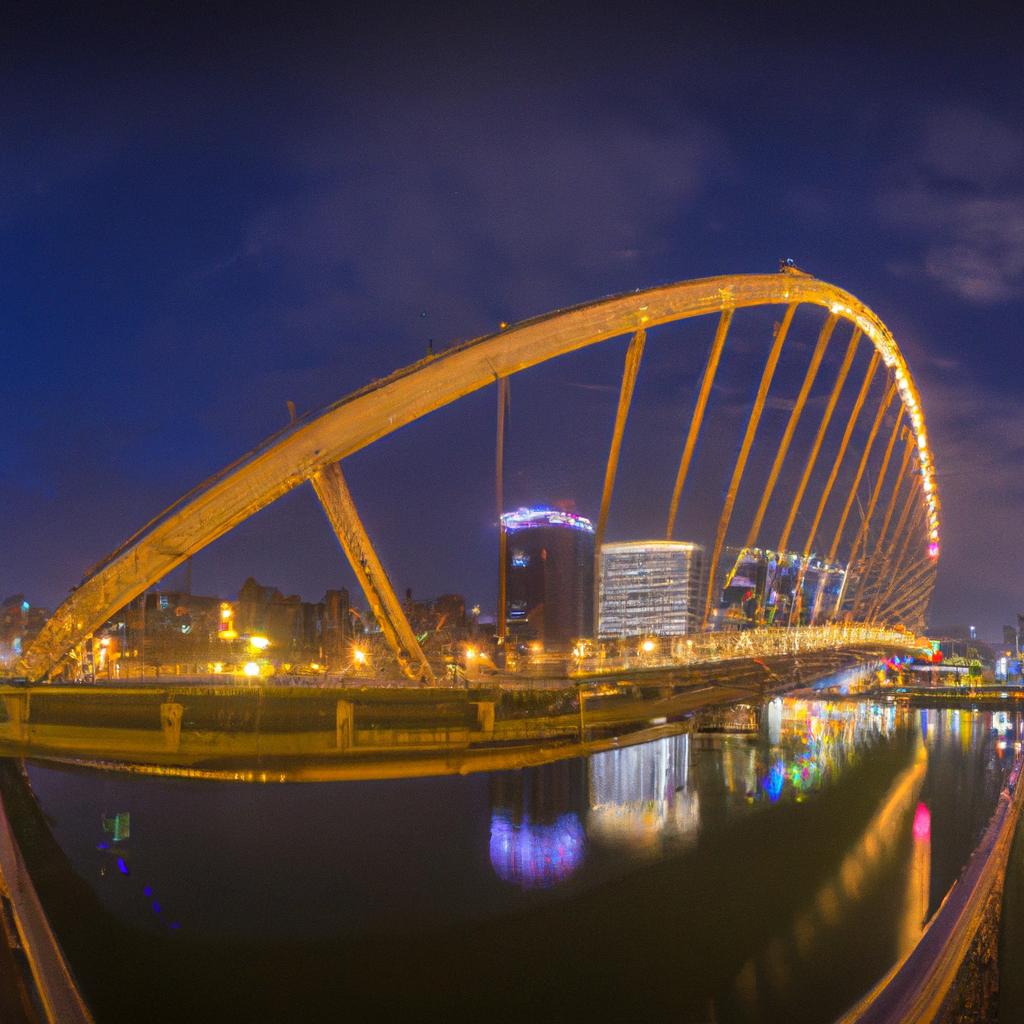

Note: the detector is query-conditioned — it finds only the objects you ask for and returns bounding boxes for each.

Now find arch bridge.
[17,270,939,682]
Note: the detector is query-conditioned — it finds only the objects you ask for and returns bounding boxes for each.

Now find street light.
[242,661,260,678]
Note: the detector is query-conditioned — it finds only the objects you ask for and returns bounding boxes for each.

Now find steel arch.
[17,272,939,680]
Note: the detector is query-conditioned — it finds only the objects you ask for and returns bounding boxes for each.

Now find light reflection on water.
[488,811,585,889]
[581,698,907,865]
[587,733,699,853]
[13,692,1022,1024]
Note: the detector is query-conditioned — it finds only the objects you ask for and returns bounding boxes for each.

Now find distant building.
[321,588,353,672]
[236,577,308,650]
[715,547,845,627]
[101,591,224,677]
[928,625,996,665]
[598,541,704,637]
[0,594,50,668]
[94,581,359,678]
[502,507,595,647]
[403,591,469,637]
[1004,624,1018,652]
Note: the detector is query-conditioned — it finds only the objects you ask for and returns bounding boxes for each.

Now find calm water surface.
[13,694,1020,1023]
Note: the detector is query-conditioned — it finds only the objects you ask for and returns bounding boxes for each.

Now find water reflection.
[489,813,585,889]
[712,699,906,810]
[489,762,587,889]
[509,699,924,885]
[902,801,931,952]
[731,731,929,1015]
[587,734,699,853]
[13,696,1022,1024]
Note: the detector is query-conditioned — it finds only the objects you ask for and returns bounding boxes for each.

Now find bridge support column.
[160,702,183,752]
[2,694,30,741]
[840,410,904,617]
[850,433,916,619]
[801,351,880,560]
[473,700,495,735]
[312,462,435,684]
[667,308,733,540]
[867,477,922,621]
[336,700,355,750]
[746,311,836,552]
[778,326,861,554]
[496,377,509,654]
[827,382,895,565]
[791,351,880,625]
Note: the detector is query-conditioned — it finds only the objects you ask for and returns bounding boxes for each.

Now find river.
[7,689,1020,1023]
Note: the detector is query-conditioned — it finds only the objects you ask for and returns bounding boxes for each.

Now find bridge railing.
[568,623,918,677]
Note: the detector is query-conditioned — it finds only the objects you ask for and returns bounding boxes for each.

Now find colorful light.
[500,506,594,533]
[489,811,585,890]
[912,802,931,841]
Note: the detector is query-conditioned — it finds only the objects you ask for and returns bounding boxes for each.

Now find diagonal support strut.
[312,462,435,683]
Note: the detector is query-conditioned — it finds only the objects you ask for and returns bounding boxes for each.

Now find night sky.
[3,4,1022,639]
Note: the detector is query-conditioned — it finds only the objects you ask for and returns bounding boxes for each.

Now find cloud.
[921,106,1024,188]
[880,106,1024,304]
[231,93,727,337]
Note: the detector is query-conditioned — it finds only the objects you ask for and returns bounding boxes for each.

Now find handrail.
[0,773,94,1023]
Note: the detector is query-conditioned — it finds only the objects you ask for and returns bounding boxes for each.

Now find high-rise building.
[598,541,705,638]
[502,507,594,647]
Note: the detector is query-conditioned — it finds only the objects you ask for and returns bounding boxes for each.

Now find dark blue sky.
[3,4,1022,639]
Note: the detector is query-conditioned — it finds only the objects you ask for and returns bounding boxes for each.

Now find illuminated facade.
[502,507,594,646]
[598,541,704,637]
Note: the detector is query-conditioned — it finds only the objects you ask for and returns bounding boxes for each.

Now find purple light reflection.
[489,811,585,890]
